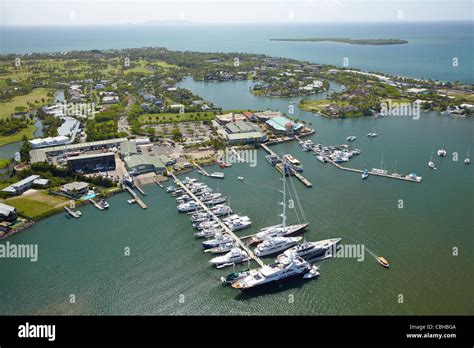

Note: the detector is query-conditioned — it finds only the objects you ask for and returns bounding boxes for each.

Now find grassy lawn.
[152,60,177,69]
[0,88,51,119]
[0,123,36,147]
[299,99,349,111]
[0,158,9,169]
[139,112,216,124]
[2,190,69,220]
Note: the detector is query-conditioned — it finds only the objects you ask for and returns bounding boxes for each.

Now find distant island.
[269,38,409,45]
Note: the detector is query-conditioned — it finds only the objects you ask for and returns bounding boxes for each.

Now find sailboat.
[465,148,470,164]
[371,153,387,175]
[249,170,308,245]
[428,150,437,170]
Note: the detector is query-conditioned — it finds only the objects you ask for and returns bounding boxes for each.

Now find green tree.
[20,135,32,163]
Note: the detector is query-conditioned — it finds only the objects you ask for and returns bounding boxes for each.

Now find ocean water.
[0,21,473,82]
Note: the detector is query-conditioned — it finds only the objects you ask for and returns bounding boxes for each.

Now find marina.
[124,186,148,209]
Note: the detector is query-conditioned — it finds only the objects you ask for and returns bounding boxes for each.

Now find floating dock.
[125,186,148,209]
[327,159,422,183]
[170,173,265,268]
[260,144,313,188]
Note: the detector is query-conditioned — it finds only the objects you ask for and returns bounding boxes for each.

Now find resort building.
[265,116,304,136]
[223,120,267,144]
[253,110,282,122]
[29,138,127,164]
[60,182,90,198]
[0,203,17,222]
[67,152,116,174]
[1,175,41,195]
[124,155,167,176]
[216,112,247,124]
[29,135,71,149]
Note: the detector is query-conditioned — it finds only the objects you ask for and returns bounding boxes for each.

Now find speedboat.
[193,220,219,230]
[231,256,312,290]
[303,265,320,279]
[428,161,436,169]
[209,172,224,179]
[406,172,422,182]
[437,148,447,157]
[204,197,226,206]
[209,248,249,268]
[221,268,252,284]
[346,136,357,142]
[98,199,109,209]
[254,236,302,257]
[202,233,234,249]
[166,186,176,193]
[362,169,369,179]
[377,256,389,268]
[177,200,200,212]
[238,176,245,181]
[277,238,342,261]
[465,157,471,164]
[367,132,378,138]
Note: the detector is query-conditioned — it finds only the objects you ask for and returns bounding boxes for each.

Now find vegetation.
[138,111,216,124]
[0,158,9,169]
[269,38,409,45]
[1,191,69,219]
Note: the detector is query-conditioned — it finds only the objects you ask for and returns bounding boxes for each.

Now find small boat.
[166,186,176,193]
[238,176,245,181]
[377,256,389,268]
[127,198,136,204]
[209,248,249,268]
[219,162,225,168]
[437,148,447,157]
[428,161,436,170]
[202,233,234,249]
[209,172,224,179]
[98,199,109,209]
[346,135,357,142]
[464,148,470,164]
[361,169,369,180]
[265,154,281,166]
[206,241,238,254]
[221,268,252,284]
[303,265,320,279]
[224,162,232,168]
[316,155,327,163]
[367,132,378,138]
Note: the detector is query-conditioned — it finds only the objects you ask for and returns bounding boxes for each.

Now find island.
[269,38,409,45]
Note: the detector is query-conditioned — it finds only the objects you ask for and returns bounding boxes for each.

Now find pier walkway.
[170,173,265,268]
[192,161,209,176]
[260,144,313,188]
[125,186,148,209]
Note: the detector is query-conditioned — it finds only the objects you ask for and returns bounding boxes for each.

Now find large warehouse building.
[67,152,116,173]
[124,155,167,176]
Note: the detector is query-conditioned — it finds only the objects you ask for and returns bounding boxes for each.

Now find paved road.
[118,92,136,135]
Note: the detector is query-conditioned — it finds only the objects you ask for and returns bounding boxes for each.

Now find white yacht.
[209,248,249,268]
[283,154,304,172]
[367,132,378,138]
[277,238,342,261]
[227,218,252,231]
[211,204,233,216]
[209,172,225,179]
[231,255,312,290]
[316,155,327,163]
[182,177,197,185]
[177,200,200,212]
[202,233,234,249]
[254,236,302,257]
[206,241,238,254]
[194,227,223,238]
[204,197,226,206]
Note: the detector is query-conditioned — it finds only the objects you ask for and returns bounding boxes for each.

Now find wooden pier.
[125,186,148,209]
[170,173,265,268]
[260,144,313,188]
[192,161,209,176]
[152,176,164,188]
[326,159,422,183]
[89,199,104,210]
[134,183,147,195]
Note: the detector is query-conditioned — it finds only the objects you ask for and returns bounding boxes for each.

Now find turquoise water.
[1,79,472,315]
[1,21,473,82]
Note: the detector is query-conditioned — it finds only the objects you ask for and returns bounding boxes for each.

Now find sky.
[0,0,472,25]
